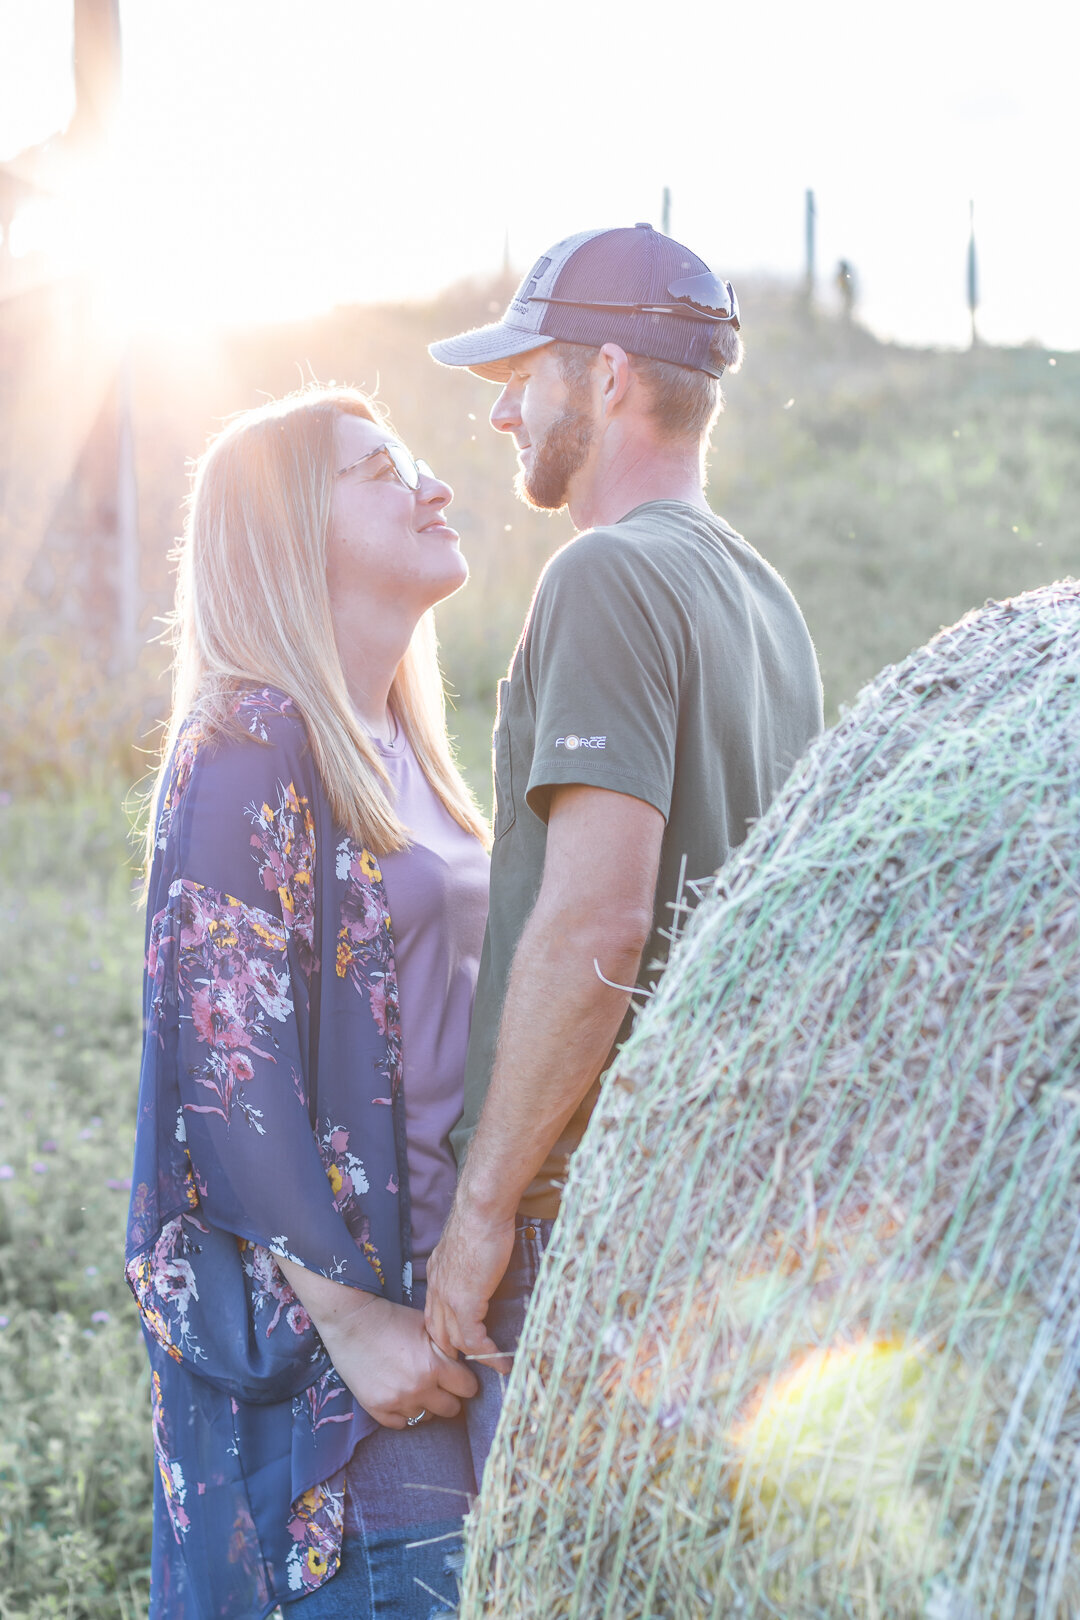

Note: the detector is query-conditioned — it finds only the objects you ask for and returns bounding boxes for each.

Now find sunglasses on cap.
[532,271,740,330]
[335,441,434,490]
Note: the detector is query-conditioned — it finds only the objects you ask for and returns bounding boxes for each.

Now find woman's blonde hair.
[149,384,488,867]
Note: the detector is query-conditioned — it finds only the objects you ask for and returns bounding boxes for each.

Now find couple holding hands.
[125,222,822,1618]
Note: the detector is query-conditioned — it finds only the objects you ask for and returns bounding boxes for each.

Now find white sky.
[1,0,1077,347]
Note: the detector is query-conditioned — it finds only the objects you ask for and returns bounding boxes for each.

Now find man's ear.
[596,344,633,416]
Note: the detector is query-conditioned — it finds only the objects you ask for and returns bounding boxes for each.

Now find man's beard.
[515,399,594,512]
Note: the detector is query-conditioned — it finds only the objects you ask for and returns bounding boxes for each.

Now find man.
[424,223,823,1468]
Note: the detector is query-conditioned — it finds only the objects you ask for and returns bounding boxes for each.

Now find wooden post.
[115,351,140,670]
[805,188,816,308]
[661,187,671,236]
[967,199,979,349]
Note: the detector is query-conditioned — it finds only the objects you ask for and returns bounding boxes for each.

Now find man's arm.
[425,782,664,1361]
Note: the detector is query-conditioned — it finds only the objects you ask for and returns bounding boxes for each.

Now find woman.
[125,386,491,1618]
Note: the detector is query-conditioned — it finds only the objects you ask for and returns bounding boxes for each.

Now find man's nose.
[490,383,520,435]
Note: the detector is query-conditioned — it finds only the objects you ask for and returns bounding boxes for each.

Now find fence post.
[967,199,979,348]
[804,188,816,310]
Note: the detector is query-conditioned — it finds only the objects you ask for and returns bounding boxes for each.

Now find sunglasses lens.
[415,460,434,482]
[385,444,419,488]
[667,272,739,325]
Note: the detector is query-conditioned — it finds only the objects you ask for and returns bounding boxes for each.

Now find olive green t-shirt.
[453,501,823,1216]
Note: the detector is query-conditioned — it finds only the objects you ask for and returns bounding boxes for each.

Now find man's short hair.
[548,326,743,444]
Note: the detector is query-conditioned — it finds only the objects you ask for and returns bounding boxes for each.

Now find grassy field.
[0,798,150,1618]
[1,289,1078,1613]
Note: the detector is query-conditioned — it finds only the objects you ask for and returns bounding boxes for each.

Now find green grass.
[0,797,151,1619]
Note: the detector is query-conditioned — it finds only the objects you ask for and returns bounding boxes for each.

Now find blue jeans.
[281,1228,552,1618]
[463,1217,555,1484]
[281,1278,471,1620]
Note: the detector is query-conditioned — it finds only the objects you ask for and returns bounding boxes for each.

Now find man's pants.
[463,1215,555,1486]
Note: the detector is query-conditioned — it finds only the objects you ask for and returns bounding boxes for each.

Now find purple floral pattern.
[236,686,297,741]
[176,878,292,1132]
[285,1474,346,1596]
[240,1240,312,1338]
[152,1370,192,1544]
[155,729,202,854]
[300,1368,354,1432]
[335,838,403,1098]
[129,1214,207,1364]
[247,781,319,982]
[316,1118,385,1287]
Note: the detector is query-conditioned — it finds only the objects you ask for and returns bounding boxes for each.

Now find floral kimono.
[126,689,412,1619]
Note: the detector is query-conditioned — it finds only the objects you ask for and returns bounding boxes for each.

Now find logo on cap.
[511,256,552,319]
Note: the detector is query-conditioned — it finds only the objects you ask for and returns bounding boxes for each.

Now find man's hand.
[425,1200,516,1369]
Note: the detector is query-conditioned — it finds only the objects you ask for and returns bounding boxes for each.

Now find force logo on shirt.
[555,733,607,750]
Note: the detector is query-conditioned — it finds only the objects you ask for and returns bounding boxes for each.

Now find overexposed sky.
[1,0,1077,347]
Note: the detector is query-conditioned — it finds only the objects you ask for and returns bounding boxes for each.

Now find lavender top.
[375,731,490,1275]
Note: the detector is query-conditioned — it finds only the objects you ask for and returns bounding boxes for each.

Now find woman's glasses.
[335,441,434,490]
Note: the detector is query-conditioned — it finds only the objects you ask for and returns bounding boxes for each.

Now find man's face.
[489,346,596,511]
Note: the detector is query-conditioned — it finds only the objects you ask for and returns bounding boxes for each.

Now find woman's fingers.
[370,1389,461,1429]
[434,1351,480,1401]
[420,1388,462,1421]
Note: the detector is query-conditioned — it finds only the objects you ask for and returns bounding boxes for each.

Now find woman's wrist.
[275,1252,383,1340]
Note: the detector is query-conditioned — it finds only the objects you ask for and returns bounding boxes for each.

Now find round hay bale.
[459,580,1080,1620]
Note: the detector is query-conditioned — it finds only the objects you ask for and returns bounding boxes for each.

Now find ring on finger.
[406,1410,427,1427]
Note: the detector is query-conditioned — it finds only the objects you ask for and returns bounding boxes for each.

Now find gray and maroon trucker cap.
[429,223,740,382]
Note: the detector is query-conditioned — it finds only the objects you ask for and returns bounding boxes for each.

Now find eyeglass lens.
[383,444,436,490]
[383,443,419,488]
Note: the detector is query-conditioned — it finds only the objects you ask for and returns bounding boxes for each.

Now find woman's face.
[326,412,466,624]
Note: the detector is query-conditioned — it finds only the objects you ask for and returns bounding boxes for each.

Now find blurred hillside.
[1,272,1077,799]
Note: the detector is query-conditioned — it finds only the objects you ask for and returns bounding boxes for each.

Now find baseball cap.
[429,223,740,382]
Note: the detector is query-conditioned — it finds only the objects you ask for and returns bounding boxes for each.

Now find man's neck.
[566,437,710,531]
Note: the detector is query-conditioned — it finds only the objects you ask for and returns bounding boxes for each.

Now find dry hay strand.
[459,580,1080,1620]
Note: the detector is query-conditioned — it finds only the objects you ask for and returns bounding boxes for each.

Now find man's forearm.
[457,897,647,1220]
[424,786,663,1359]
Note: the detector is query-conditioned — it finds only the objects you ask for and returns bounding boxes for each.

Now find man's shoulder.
[540,503,716,592]
[539,524,629,586]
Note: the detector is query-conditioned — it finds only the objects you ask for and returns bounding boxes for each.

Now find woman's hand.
[320,1293,479,1429]
[276,1255,478,1429]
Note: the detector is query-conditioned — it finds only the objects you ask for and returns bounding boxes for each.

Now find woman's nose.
[419,467,453,507]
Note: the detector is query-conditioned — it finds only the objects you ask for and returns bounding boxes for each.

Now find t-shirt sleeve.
[523,531,686,823]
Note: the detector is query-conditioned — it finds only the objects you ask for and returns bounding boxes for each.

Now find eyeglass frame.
[334,440,434,490]
[530,272,740,331]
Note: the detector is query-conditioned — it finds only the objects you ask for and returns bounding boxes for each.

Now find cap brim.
[428,321,555,383]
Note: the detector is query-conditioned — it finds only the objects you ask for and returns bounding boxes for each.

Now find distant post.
[967,199,979,348]
[661,186,671,235]
[804,188,816,309]
[115,354,140,670]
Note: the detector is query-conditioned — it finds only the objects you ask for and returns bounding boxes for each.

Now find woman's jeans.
[281,1222,553,1618]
